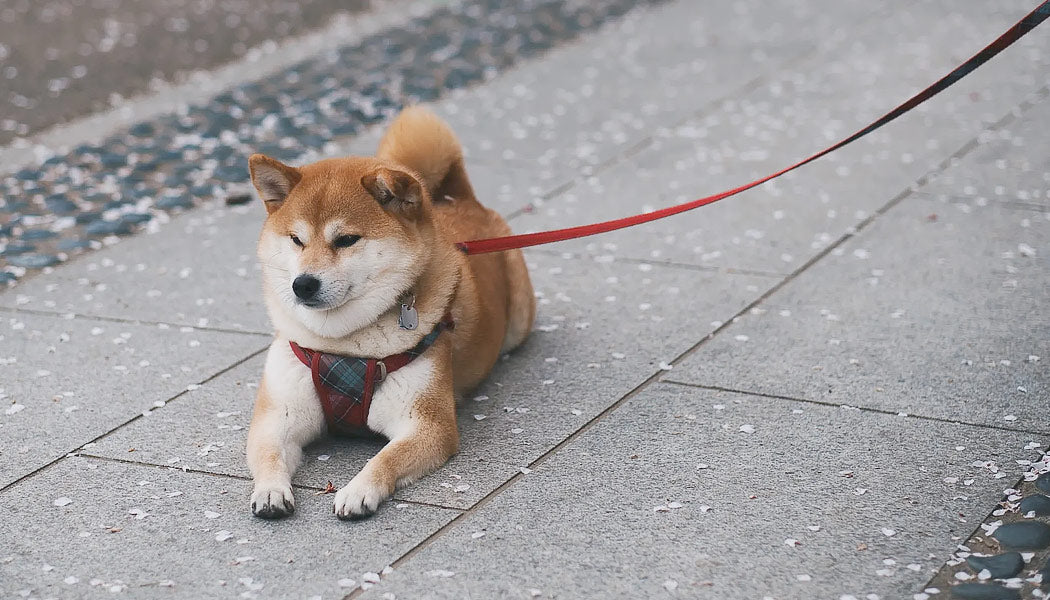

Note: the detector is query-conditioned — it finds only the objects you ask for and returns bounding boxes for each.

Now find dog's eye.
[333,234,361,249]
[290,235,304,247]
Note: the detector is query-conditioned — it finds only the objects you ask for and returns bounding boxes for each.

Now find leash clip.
[375,360,387,382]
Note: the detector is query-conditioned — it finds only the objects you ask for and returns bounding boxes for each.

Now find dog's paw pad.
[333,477,388,520]
[251,483,295,519]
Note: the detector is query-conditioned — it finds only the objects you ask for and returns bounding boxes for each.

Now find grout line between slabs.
[1002,200,1050,213]
[0,305,273,337]
[0,344,269,495]
[523,246,789,278]
[77,454,467,513]
[661,380,1050,438]
[344,79,1050,600]
[75,453,467,513]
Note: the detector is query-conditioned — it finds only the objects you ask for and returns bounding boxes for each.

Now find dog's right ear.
[249,154,301,214]
[360,167,423,219]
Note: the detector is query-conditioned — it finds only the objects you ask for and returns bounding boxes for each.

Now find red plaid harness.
[289,314,454,435]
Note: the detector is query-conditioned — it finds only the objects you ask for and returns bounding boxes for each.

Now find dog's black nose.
[292,274,321,300]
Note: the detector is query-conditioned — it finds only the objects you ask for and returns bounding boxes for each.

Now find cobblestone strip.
[0,0,664,284]
[922,452,1050,600]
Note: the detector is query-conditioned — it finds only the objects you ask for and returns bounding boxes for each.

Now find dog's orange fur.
[245,107,534,519]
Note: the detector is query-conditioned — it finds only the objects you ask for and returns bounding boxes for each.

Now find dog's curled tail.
[377,106,466,198]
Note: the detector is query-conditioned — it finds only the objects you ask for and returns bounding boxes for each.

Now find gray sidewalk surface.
[1,0,1049,598]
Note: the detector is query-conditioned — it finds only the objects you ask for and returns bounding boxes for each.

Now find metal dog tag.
[398,304,419,330]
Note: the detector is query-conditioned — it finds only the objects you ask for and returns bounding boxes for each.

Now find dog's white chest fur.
[263,337,435,439]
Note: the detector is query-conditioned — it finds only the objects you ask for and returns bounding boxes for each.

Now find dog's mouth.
[294,291,354,312]
[295,298,329,310]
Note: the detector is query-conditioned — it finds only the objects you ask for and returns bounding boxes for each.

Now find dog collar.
[288,314,454,435]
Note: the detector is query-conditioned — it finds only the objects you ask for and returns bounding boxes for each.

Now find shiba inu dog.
[245,107,535,519]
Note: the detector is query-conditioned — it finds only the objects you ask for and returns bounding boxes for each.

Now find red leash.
[456,1,1050,255]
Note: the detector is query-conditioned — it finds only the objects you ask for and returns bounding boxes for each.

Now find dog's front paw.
[333,474,389,520]
[251,482,295,519]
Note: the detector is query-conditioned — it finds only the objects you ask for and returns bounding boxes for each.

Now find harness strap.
[287,312,455,432]
[289,338,373,432]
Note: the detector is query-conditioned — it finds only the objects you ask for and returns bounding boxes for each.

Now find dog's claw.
[333,476,386,520]
[251,484,295,519]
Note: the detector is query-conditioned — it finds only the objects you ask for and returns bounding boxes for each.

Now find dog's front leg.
[333,356,459,520]
[333,419,458,520]
[247,340,325,518]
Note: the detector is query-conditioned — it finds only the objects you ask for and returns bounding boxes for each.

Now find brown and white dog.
[245,107,535,519]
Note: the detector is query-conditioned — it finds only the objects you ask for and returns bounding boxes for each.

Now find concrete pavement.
[1,0,1048,598]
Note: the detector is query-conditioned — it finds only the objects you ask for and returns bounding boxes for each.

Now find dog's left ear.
[249,154,301,214]
[361,167,423,219]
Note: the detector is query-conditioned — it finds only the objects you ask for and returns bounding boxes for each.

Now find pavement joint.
[0,304,273,337]
[76,453,473,513]
[524,246,788,278]
[1003,201,1050,214]
[661,380,1050,438]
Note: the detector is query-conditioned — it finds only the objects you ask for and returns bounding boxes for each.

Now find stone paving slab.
[332,0,870,190]
[358,383,1041,600]
[667,189,1050,432]
[0,158,538,331]
[0,311,267,490]
[505,0,1050,275]
[921,100,1050,211]
[0,205,269,333]
[85,250,774,510]
[0,456,456,599]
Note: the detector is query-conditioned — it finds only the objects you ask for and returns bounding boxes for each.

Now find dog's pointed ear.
[361,167,423,218]
[249,154,302,214]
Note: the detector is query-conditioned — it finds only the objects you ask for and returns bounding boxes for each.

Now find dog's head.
[249,154,434,338]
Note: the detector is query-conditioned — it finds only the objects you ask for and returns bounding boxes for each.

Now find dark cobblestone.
[84,219,133,237]
[930,453,1050,598]
[992,522,1050,550]
[1,242,36,256]
[965,553,1024,580]
[6,253,60,269]
[21,229,58,241]
[1019,495,1050,517]
[56,239,94,252]
[1036,472,1050,494]
[950,583,1021,600]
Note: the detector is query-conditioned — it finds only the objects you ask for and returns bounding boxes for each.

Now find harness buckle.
[375,360,387,382]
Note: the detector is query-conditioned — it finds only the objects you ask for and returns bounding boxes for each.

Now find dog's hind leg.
[246,341,326,518]
[501,247,536,353]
